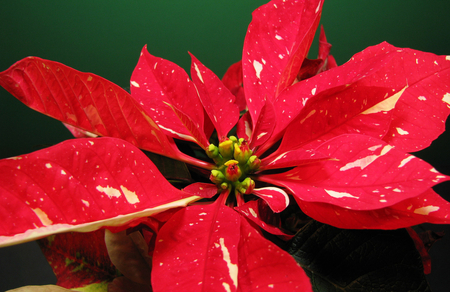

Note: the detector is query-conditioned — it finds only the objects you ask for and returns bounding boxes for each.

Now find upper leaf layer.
[273,43,450,156]
[130,46,207,145]
[242,0,323,135]
[189,53,240,142]
[0,137,199,247]
[0,57,178,158]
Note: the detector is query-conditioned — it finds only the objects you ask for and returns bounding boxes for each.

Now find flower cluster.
[1,0,450,291]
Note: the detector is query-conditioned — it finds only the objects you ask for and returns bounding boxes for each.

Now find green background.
[0,1,449,291]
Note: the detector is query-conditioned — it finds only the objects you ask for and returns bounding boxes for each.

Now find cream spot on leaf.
[120,185,140,204]
[399,156,414,168]
[396,127,409,135]
[362,86,406,114]
[414,205,440,215]
[32,208,53,226]
[325,189,359,199]
[219,238,238,289]
[253,60,263,79]
[443,93,450,106]
[193,62,204,83]
[96,185,121,199]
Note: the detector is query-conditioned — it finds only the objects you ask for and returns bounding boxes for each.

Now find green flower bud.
[237,177,255,194]
[247,155,261,172]
[218,139,234,159]
[210,169,225,184]
[234,140,252,164]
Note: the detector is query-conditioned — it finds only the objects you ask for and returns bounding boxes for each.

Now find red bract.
[1,0,450,290]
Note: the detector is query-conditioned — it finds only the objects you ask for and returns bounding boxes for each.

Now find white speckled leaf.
[0,57,181,159]
[0,137,199,247]
[296,188,450,229]
[275,43,450,155]
[152,199,312,291]
[189,53,239,142]
[130,46,206,145]
[258,134,450,211]
[242,0,323,132]
[152,200,241,292]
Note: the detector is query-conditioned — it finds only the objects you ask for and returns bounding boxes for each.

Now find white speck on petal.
[315,0,322,13]
[120,185,140,204]
[219,238,238,289]
[396,127,409,135]
[418,96,427,101]
[7,156,22,160]
[362,86,406,114]
[325,189,359,199]
[193,62,204,83]
[300,110,316,124]
[446,56,450,61]
[45,163,52,169]
[257,132,267,140]
[130,81,140,87]
[340,155,378,171]
[275,34,283,40]
[223,283,232,292]
[81,199,90,207]
[253,60,263,79]
[268,152,289,165]
[399,156,414,168]
[302,98,308,106]
[32,208,53,226]
[249,208,257,218]
[96,185,121,199]
[442,93,450,106]
[311,87,317,95]
[368,144,383,151]
[157,125,196,142]
[414,205,440,215]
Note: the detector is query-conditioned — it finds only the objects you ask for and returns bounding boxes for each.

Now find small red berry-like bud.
[224,160,242,182]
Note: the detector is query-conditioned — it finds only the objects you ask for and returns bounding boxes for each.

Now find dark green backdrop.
[1,1,449,291]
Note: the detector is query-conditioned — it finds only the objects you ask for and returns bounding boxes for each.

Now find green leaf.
[144,150,193,186]
[38,230,118,289]
[287,220,430,292]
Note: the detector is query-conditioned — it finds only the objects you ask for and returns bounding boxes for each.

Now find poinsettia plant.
[1,0,450,291]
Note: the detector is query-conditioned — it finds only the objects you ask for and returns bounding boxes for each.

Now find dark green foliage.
[288,220,430,292]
